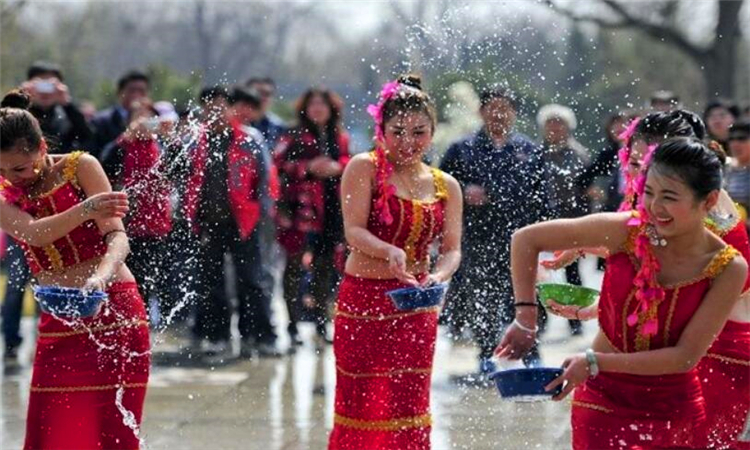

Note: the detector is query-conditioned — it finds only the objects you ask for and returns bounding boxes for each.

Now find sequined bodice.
[2,152,107,274]
[367,167,448,265]
[599,224,740,353]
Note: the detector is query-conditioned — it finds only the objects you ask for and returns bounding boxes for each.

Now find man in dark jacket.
[246,77,286,149]
[441,85,548,378]
[21,61,93,153]
[184,86,281,360]
[89,70,150,159]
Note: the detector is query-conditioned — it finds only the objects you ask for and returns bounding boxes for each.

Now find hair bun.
[707,140,727,165]
[674,110,706,140]
[397,74,423,91]
[1,89,31,110]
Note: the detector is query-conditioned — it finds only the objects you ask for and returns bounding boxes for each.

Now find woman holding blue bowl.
[496,137,747,449]
[328,75,462,450]
[0,89,150,450]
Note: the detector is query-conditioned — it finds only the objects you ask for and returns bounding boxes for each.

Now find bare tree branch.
[599,0,705,59]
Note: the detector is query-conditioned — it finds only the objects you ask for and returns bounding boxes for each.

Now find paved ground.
[1,257,602,450]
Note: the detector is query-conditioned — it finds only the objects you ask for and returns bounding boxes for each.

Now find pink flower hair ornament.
[627,142,665,337]
[366,80,401,143]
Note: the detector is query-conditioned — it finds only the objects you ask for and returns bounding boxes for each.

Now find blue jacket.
[441,129,548,259]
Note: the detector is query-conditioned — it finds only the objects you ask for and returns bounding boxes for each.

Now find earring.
[646,224,667,247]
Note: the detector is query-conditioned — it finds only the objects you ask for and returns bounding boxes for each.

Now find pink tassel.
[642,319,659,336]
[627,313,639,327]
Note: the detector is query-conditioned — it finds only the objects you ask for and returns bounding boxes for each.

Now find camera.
[143,117,161,132]
[35,80,56,94]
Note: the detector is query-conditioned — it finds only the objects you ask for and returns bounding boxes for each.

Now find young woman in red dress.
[0,89,151,450]
[546,111,750,448]
[327,75,462,450]
[497,137,748,449]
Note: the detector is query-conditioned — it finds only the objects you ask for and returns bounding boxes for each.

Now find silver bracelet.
[512,318,538,333]
[585,348,599,377]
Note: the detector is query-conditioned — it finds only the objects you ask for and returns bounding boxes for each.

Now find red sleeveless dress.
[699,219,750,449]
[1,151,151,450]
[571,220,741,449]
[328,152,448,450]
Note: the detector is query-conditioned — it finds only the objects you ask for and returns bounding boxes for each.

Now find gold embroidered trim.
[335,306,439,321]
[42,243,64,272]
[404,202,424,263]
[662,246,740,289]
[63,150,83,188]
[391,197,406,246]
[337,365,432,378]
[572,401,613,414]
[704,246,740,279]
[31,382,147,393]
[334,413,431,431]
[663,287,680,346]
[431,168,448,200]
[704,213,741,237]
[706,353,750,367]
[38,320,149,338]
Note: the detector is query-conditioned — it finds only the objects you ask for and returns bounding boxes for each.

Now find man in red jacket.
[184,86,280,359]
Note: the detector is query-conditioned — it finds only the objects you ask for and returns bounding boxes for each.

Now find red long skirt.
[24,282,151,450]
[328,275,437,450]
[571,370,705,449]
[697,320,750,449]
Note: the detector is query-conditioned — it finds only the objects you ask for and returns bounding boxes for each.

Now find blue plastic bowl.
[489,367,564,401]
[33,285,108,318]
[387,283,448,311]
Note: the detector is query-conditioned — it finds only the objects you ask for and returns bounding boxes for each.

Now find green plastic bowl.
[536,283,599,308]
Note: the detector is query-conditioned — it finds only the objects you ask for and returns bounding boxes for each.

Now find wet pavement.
[1,258,602,449]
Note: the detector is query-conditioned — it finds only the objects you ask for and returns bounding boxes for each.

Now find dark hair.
[296,87,342,131]
[704,98,741,121]
[728,119,750,141]
[0,89,44,153]
[229,85,262,108]
[634,110,706,145]
[246,77,276,89]
[199,85,230,105]
[479,84,519,110]
[380,74,437,134]
[117,70,150,92]
[292,87,344,160]
[649,137,724,200]
[27,61,63,81]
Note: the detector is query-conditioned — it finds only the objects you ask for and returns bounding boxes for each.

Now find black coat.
[89,106,127,160]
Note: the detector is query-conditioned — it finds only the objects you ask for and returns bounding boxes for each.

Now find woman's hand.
[387,246,419,286]
[546,300,598,321]
[540,249,581,270]
[545,354,591,401]
[82,192,129,220]
[421,273,444,287]
[494,320,537,360]
[308,156,342,179]
[82,275,107,294]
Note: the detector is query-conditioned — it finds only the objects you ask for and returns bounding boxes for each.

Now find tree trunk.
[701,0,744,98]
